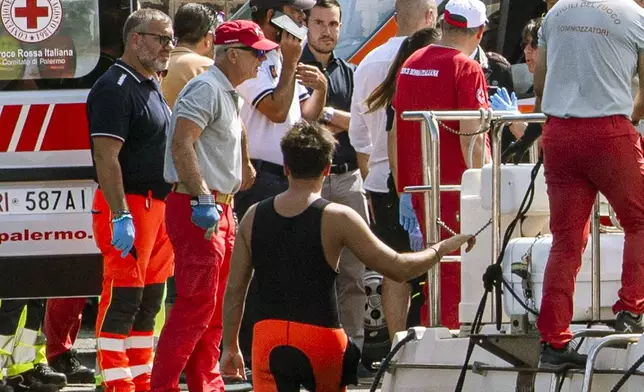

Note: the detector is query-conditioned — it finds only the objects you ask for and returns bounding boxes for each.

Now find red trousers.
[150,192,235,392]
[44,298,87,362]
[537,116,644,347]
[413,191,461,329]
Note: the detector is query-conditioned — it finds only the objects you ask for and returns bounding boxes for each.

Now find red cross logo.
[14,0,49,30]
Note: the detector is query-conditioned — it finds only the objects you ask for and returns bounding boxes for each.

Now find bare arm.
[171,117,209,196]
[298,64,327,122]
[222,204,257,351]
[326,204,473,283]
[240,122,256,191]
[387,115,398,192]
[93,137,128,212]
[533,46,547,114]
[327,108,351,130]
[459,122,488,169]
[255,65,298,123]
[356,152,369,180]
[301,89,327,122]
[633,54,644,122]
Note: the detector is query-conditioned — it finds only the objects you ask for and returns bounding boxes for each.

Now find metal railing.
[580,334,641,392]
[398,110,616,328]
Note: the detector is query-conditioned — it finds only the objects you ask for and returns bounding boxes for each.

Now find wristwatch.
[190,194,216,206]
[321,107,334,124]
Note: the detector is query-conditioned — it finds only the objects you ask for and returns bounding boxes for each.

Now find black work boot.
[615,311,644,334]
[49,349,95,384]
[6,373,59,392]
[31,364,66,388]
[539,343,588,370]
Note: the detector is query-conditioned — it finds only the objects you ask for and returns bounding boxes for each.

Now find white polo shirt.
[348,36,406,193]
[164,66,243,194]
[237,49,310,165]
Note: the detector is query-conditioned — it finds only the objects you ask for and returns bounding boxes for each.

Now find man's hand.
[241,161,256,191]
[221,348,246,381]
[437,234,475,257]
[409,226,424,252]
[111,214,135,258]
[399,193,419,234]
[280,32,303,68]
[191,195,221,231]
[296,64,327,91]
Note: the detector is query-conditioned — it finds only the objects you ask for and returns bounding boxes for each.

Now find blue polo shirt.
[87,60,173,200]
[300,45,357,167]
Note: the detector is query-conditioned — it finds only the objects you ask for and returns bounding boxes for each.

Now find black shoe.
[6,374,59,392]
[31,365,66,388]
[539,343,588,370]
[615,311,644,334]
[0,384,14,392]
[49,349,95,384]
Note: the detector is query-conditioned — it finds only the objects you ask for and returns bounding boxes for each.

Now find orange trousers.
[252,320,349,392]
[92,189,174,392]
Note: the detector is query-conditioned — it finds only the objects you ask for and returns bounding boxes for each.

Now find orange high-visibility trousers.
[92,189,174,392]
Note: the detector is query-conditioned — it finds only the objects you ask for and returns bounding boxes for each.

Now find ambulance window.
[0,0,128,91]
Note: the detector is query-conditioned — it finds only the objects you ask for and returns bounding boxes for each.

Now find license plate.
[0,187,92,215]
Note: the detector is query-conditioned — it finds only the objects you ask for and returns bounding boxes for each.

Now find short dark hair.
[522,17,542,49]
[174,3,217,45]
[123,8,172,45]
[251,7,276,25]
[281,122,337,179]
[441,20,481,37]
[306,0,342,21]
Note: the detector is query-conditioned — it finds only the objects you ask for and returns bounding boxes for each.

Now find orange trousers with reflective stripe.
[92,189,174,392]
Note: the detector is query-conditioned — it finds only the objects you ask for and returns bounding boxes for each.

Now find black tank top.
[251,197,340,328]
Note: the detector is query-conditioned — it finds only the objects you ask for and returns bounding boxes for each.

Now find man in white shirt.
[233,0,327,380]
[348,0,437,341]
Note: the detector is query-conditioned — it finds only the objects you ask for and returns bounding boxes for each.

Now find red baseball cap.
[214,20,279,51]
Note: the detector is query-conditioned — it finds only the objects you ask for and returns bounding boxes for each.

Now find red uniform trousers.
[412,192,462,329]
[536,116,644,347]
[150,192,235,392]
[93,189,174,392]
[44,298,87,362]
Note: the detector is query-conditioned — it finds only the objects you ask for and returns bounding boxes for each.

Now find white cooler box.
[502,234,624,321]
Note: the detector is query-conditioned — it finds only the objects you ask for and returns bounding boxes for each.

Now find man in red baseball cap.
[150,20,277,392]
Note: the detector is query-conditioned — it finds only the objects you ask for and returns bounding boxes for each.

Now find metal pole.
[491,121,505,325]
[591,195,601,321]
[426,115,441,327]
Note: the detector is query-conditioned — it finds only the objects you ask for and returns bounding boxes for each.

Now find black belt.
[251,159,286,178]
[330,162,358,175]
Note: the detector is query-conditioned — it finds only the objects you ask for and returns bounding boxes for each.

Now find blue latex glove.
[409,226,424,252]
[490,87,518,112]
[191,195,220,230]
[399,193,419,234]
[111,214,135,259]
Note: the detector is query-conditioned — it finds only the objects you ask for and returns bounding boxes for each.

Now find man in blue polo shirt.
[300,0,373,381]
[86,8,175,392]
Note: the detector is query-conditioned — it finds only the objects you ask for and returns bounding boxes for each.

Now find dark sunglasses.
[136,32,177,47]
[230,46,266,58]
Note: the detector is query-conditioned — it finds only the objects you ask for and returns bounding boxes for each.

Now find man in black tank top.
[220,122,474,391]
